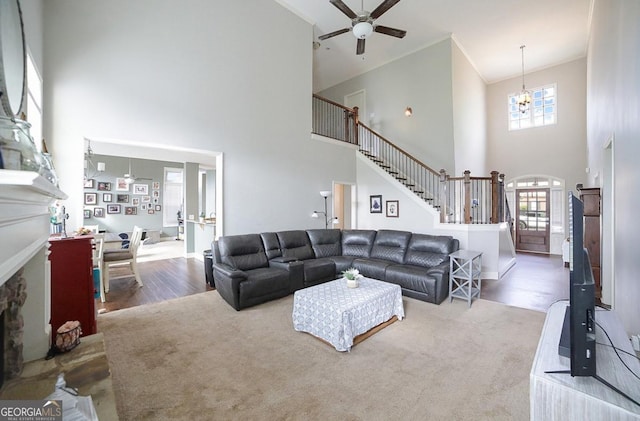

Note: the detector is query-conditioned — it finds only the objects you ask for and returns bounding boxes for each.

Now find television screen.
[558,191,596,377]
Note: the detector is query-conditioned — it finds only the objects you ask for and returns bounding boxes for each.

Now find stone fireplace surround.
[0,170,66,380]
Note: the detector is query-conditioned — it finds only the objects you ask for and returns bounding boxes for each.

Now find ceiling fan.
[318,0,407,55]
[124,158,152,184]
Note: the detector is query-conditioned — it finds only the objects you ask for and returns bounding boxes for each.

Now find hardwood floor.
[481,252,570,313]
[96,257,213,313]
[96,252,568,314]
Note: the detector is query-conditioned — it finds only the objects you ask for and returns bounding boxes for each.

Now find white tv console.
[530,301,640,420]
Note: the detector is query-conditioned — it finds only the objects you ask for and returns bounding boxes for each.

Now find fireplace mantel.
[0,170,67,286]
[0,169,67,362]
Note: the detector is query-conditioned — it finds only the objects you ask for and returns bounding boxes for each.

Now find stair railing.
[311,94,506,224]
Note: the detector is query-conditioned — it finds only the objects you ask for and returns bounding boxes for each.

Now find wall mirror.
[0,0,26,118]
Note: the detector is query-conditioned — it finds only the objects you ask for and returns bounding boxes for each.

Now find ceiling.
[278,0,593,92]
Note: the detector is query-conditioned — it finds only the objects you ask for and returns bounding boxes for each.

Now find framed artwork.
[132,198,140,206]
[84,179,95,189]
[155,205,161,211]
[152,190,160,198]
[141,195,151,203]
[125,206,137,215]
[107,204,121,214]
[116,194,129,203]
[102,193,113,203]
[133,184,149,195]
[148,209,155,215]
[83,209,91,219]
[152,181,160,190]
[97,181,112,191]
[84,193,97,205]
[386,200,399,218]
[370,195,382,213]
[115,178,129,191]
[153,198,159,204]
[141,204,147,211]
[94,207,105,218]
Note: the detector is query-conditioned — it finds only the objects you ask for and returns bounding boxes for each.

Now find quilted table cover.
[292,277,404,351]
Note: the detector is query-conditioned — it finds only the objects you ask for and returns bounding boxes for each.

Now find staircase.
[312,94,509,225]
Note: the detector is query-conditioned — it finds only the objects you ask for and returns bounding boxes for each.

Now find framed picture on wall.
[141,204,147,211]
[102,193,113,202]
[116,194,129,203]
[152,182,160,190]
[97,181,111,191]
[83,209,91,219]
[155,205,161,211]
[386,200,399,218]
[148,209,155,215]
[152,190,160,198]
[125,206,137,215]
[115,178,129,191]
[132,198,140,206]
[84,179,95,189]
[133,184,148,195]
[84,193,97,205]
[370,195,382,213]
[94,207,105,218]
[141,196,151,203]
[107,204,121,214]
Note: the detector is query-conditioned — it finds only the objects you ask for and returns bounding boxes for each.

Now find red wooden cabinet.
[49,235,96,337]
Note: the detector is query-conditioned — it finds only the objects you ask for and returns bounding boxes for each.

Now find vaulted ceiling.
[278,0,593,92]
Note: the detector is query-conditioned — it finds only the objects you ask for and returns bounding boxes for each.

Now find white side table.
[449,250,482,307]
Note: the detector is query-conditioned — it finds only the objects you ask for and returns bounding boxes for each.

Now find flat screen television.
[558,191,596,377]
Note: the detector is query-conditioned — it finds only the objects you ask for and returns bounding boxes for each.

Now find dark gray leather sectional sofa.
[212,229,459,310]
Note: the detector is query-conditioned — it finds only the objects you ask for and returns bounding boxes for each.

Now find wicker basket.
[55,321,82,352]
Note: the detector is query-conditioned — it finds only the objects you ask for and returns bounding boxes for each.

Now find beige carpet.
[98,291,545,421]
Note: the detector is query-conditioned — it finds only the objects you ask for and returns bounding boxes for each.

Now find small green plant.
[342,267,360,280]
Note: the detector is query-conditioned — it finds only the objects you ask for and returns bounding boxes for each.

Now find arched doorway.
[505,175,565,255]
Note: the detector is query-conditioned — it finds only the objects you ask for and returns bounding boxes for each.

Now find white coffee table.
[292,277,404,352]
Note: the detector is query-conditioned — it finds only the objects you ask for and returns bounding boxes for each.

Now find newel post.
[463,170,471,224]
[490,170,500,223]
[439,169,447,223]
[352,106,359,146]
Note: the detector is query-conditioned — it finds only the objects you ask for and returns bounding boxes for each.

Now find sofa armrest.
[426,260,450,277]
[426,260,451,304]
[213,263,248,310]
[269,259,304,292]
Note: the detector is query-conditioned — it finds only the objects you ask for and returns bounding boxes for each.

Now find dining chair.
[102,226,144,297]
[92,233,105,302]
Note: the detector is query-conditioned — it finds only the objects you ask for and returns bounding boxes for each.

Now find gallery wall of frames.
[83,154,183,237]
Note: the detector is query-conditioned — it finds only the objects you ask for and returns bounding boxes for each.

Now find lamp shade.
[319,190,331,198]
[352,22,373,39]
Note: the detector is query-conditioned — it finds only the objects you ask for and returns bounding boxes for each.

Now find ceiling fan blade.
[329,0,357,19]
[356,38,366,55]
[374,25,407,38]
[318,28,351,40]
[370,0,402,19]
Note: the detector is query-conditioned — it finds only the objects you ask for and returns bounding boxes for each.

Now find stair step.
[380,165,391,169]
[405,184,415,187]
[388,171,398,175]
[396,177,407,181]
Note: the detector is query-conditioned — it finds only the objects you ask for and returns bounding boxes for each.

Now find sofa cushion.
[352,258,392,280]
[370,230,412,264]
[385,264,438,300]
[218,234,268,271]
[327,255,356,273]
[302,258,336,286]
[404,234,458,267]
[260,232,282,260]
[306,229,342,258]
[238,267,290,305]
[276,230,315,261]
[341,230,376,258]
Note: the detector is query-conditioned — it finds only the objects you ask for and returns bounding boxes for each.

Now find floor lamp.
[312,190,338,229]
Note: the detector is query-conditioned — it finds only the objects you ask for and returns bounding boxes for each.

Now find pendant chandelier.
[517,45,531,114]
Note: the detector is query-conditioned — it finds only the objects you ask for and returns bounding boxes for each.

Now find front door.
[516,188,550,253]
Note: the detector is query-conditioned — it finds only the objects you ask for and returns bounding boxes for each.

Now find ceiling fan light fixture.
[353,21,373,39]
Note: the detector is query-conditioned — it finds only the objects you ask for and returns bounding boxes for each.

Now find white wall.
[452,40,487,176]
[319,38,456,174]
[486,58,588,194]
[587,0,640,335]
[43,0,356,236]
